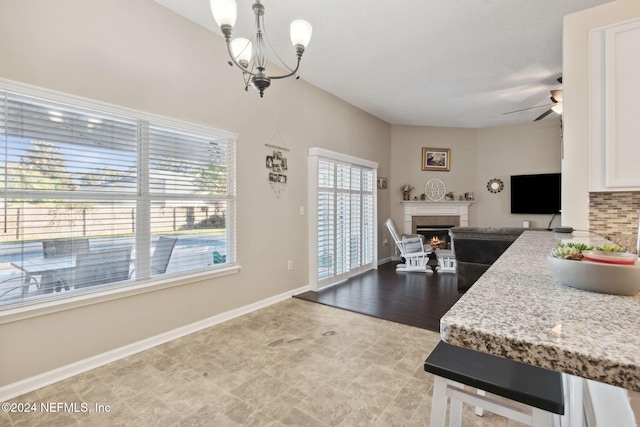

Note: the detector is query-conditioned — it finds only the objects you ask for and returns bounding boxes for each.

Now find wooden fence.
[1,203,225,242]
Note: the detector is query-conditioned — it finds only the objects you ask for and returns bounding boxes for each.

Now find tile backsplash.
[589,191,640,252]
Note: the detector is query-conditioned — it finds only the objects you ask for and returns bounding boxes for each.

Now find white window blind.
[0,86,236,308]
[310,149,377,289]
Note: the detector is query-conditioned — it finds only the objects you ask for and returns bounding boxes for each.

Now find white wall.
[389,119,562,235]
[562,0,640,229]
[0,0,391,389]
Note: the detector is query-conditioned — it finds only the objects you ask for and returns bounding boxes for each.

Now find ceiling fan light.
[210,0,237,28]
[230,38,252,66]
[290,19,312,49]
[551,104,563,114]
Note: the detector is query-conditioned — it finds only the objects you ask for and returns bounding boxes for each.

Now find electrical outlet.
[287,260,293,270]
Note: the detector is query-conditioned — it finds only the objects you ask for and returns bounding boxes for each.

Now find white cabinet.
[589,17,640,191]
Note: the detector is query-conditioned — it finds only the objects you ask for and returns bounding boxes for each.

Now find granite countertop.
[441,230,640,391]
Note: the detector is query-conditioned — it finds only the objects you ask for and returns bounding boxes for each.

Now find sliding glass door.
[309,148,377,290]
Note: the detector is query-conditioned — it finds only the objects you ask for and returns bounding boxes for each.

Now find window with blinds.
[0,87,236,308]
[311,149,377,288]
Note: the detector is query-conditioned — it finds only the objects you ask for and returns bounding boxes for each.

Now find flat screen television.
[510,173,561,214]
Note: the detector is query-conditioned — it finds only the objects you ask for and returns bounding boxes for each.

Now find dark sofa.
[449,227,526,292]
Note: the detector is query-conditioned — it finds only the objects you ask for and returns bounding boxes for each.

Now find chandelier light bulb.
[210,0,237,28]
[290,20,312,49]
[230,38,252,67]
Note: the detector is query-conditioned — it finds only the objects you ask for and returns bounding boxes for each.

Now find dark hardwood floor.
[294,261,463,332]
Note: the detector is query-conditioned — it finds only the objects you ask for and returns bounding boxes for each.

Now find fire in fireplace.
[416,225,454,250]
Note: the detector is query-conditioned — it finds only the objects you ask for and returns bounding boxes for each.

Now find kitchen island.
[440,230,640,424]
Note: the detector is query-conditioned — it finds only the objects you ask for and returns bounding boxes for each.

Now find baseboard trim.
[377,257,392,265]
[0,284,311,402]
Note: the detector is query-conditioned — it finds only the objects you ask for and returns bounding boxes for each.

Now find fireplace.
[416,225,454,250]
[403,205,468,233]
[411,215,460,251]
[399,202,470,273]
[402,201,471,254]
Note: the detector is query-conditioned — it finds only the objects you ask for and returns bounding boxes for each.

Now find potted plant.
[401,184,414,200]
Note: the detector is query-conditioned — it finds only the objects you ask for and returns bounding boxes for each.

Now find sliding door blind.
[0,89,236,308]
[317,160,335,281]
[336,163,351,276]
[362,168,374,266]
[315,155,376,286]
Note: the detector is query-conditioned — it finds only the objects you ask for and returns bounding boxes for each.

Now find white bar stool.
[424,341,565,427]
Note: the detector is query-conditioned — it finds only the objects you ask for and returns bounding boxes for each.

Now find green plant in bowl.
[549,242,593,260]
[595,243,625,252]
[548,241,640,295]
[547,254,640,295]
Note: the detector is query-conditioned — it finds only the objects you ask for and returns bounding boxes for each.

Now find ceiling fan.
[503,77,563,121]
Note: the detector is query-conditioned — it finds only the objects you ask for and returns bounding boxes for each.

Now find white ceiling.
[154,0,612,128]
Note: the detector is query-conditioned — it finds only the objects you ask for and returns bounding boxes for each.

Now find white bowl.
[547,255,640,296]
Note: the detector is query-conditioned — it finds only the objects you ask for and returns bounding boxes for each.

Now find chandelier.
[210,0,312,98]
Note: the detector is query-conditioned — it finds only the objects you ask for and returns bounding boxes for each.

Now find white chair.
[385,218,431,272]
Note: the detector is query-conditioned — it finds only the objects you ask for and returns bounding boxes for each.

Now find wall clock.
[487,178,504,193]
[424,179,446,201]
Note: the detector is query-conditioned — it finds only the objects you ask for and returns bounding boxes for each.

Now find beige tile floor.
[2,299,523,426]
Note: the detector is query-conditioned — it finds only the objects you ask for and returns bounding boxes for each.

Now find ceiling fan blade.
[503,103,553,115]
[557,76,563,84]
[534,109,554,121]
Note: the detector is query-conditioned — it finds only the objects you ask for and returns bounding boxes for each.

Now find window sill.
[0,265,241,325]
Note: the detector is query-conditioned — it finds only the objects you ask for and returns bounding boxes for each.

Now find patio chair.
[385,218,431,272]
[41,238,91,292]
[43,238,90,258]
[72,247,132,289]
[151,237,177,275]
[0,276,29,300]
[129,237,177,278]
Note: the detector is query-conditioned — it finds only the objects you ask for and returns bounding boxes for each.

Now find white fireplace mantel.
[401,201,473,235]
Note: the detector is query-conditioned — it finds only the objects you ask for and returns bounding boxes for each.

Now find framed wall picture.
[377,177,388,189]
[422,147,451,171]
